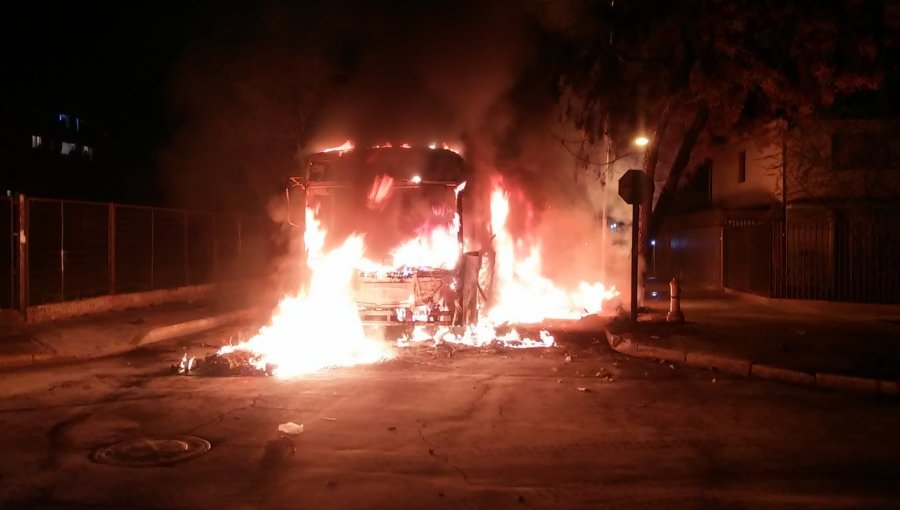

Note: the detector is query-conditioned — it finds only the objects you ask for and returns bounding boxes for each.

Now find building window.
[82,145,93,159]
[61,142,77,155]
[737,150,746,183]
[31,135,42,149]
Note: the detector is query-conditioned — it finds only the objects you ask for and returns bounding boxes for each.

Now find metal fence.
[1,195,14,309]
[0,195,274,309]
[723,208,900,304]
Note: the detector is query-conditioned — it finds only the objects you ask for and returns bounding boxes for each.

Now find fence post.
[212,213,219,282]
[150,209,155,289]
[237,216,242,279]
[60,201,65,302]
[184,210,189,286]
[17,194,28,314]
[108,203,116,294]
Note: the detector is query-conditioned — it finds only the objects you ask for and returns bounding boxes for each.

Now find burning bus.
[208,142,617,377]
[286,143,485,330]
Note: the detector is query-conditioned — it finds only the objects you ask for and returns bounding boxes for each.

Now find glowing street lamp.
[633,135,650,147]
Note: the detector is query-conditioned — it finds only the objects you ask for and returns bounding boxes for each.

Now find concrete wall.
[711,136,781,209]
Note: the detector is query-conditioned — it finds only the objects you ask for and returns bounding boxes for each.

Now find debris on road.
[278,422,304,435]
[564,354,573,363]
[577,387,590,392]
[324,417,337,421]
[176,350,274,377]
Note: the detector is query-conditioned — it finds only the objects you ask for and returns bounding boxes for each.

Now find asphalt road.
[1,325,898,510]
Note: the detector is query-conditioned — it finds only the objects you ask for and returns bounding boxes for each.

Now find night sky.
[2,1,555,211]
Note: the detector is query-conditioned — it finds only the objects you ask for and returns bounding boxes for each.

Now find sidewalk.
[606,289,900,395]
[0,297,267,368]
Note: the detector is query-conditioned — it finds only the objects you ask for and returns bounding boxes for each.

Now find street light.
[633,135,649,147]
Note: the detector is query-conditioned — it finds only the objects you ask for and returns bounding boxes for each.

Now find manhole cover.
[93,436,211,467]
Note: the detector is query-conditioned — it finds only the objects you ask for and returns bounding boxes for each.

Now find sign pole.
[617,168,652,324]
[631,202,639,323]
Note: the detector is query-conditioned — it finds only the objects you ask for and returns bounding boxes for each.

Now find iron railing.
[0,195,274,309]
[723,208,900,304]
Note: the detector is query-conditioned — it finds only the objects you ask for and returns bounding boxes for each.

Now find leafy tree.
[548,0,885,264]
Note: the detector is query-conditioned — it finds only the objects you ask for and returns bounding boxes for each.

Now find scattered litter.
[712,378,717,383]
[551,366,559,373]
[668,364,675,369]
[278,422,304,435]
[324,417,337,421]
[577,387,590,392]
[556,378,563,383]
[388,426,397,431]
[564,355,573,363]
[651,335,660,339]
[428,448,436,455]
[595,371,604,377]
[613,362,619,368]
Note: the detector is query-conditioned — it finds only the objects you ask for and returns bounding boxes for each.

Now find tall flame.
[218,209,391,377]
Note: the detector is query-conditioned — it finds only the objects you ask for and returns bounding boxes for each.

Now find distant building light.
[610,222,618,230]
[61,142,77,155]
[75,118,81,131]
[650,291,659,297]
[31,135,42,149]
[650,239,656,246]
[411,175,422,184]
[82,145,93,158]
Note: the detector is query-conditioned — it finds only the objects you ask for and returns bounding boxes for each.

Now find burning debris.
[173,350,274,376]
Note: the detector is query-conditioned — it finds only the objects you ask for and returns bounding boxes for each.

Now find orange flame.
[323,140,354,154]
[221,176,617,377]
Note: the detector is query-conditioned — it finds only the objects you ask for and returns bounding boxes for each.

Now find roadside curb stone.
[815,372,880,394]
[685,352,751,376]
[605,328,892,396]
[635,344,686,363]
[880,380,899,396]
[132,307,262,347]
[0,307,262,369]
[751,364,815,386]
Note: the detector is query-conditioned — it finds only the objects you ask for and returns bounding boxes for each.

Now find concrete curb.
[131,308,263,347]
[0,307,263,370]
[604,329,896,396]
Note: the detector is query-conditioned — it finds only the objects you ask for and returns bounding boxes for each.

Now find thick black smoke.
[163,0,632,299]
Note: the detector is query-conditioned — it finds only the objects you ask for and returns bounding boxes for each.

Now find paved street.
[1,325,899,510]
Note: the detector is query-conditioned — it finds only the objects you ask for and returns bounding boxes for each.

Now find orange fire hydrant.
[667,277,685,323]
